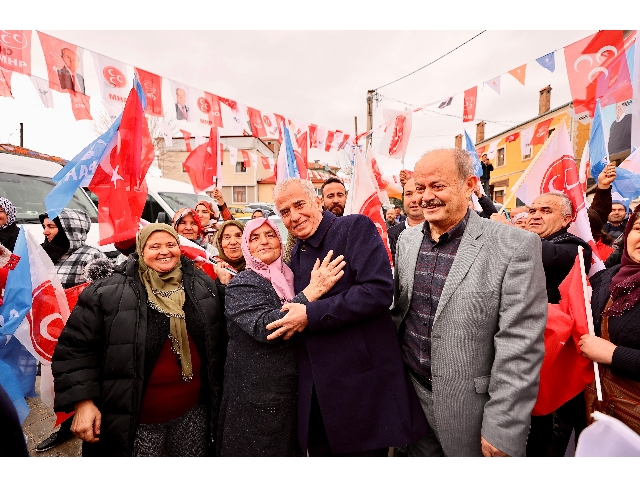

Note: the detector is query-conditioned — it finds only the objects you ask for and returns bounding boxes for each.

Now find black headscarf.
[0,197,20,251]
[39,213,70,263]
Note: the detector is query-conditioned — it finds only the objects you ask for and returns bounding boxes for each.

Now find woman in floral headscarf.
[0,197,19,251]
[172,207,217,257]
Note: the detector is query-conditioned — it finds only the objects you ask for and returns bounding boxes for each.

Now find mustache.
[420,198,445,208]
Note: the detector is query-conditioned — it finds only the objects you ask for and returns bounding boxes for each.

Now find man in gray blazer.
[392,148,547,457]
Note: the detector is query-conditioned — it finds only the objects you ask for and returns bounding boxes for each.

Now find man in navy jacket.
[268,178,428,456]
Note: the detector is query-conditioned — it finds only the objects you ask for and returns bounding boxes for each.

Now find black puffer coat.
[52,255,227,456]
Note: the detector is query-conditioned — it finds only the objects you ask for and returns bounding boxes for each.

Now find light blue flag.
[0,228,32,337]
[536,52,556,73]
[0,336,38,424]
[464,130,483,178]
[282,124,299,179]
[45,113,122,219]
[590,100,608,179]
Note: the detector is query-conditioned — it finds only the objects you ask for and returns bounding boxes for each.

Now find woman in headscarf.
[52,224,226,456]
[580,205,640,430]
[195,200,221,246]
[0,197,19,251]
[212,220,246,283]
[172,207,217,257]
[217,218,345,456]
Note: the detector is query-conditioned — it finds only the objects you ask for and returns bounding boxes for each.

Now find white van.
[84,176,218,225]
[0,148,117,257]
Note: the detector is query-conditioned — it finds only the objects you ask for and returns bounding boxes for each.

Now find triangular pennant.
[485,76,501,95]
[536,52,556,73]
[509,64,527,85]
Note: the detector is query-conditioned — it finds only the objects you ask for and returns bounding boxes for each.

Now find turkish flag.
[532,256,595,416]
[296,132,308,179]
[463,87,477,122]
[0,30,31,76]
[530,118,553,145]
[69,92,92,121]
[183,127,220,193]
[505,132,520,143]
[508,64,527,85]
[309,124,319,148]
[135,67,163,117]
[337,133,351,150]
[240,149,251,169]
[274,114,286,144]
[325,131,335,152]
[247,106,267,138]
[564,30,632,115]
[180,129,192,152]
[0,69,13,97]
[88,83,154,245]
[260,155,271,170]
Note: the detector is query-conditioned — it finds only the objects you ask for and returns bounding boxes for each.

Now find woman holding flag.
[52,223,226,456]
[580,204,640,432]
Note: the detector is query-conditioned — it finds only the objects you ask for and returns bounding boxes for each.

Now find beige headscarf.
[136,224,192,381]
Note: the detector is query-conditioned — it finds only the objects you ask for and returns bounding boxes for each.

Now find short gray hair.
[419,147,475,181]
[544,192,574,217]
[273,178,317,212]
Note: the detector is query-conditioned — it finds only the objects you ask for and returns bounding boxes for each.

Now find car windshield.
[158,192,216,212]
[0,172,98,223]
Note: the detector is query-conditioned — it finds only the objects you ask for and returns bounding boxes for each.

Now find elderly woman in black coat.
[52,223,226,456]
[217,217,344,456]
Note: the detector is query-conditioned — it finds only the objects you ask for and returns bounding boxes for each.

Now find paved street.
[22,377,81,457]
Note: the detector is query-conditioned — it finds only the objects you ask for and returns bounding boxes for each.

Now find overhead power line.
[374,31,487,91]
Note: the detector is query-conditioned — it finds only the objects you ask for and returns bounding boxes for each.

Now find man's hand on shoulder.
[481,436,509,457]
[266,303,308,340]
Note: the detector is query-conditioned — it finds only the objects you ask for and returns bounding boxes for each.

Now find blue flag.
[0,229,32,337]
[282,124,299,179]
[590,100,608,179]
[464,130,482,178]
[536,52,556,73]
[45,113,122,219]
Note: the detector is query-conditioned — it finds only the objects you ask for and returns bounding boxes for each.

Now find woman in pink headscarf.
[217,218,345,456]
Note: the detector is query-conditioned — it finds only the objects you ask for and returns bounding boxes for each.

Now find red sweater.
[139,334,201,424]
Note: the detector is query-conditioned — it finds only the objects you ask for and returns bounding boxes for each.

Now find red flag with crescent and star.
[88,83,155,245]
[183,127,220,193]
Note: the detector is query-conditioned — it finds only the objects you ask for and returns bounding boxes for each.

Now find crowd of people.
[1,146,639,457]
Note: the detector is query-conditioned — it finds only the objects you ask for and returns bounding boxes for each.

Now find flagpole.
[578,247,603,402]
[497,126,561,215]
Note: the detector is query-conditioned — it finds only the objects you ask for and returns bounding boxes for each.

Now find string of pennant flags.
[0,30,355,156]
[358,30,637,156]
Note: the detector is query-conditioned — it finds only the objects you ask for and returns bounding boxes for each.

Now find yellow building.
[464,86,591,211]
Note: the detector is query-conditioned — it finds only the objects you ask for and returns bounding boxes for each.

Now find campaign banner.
[309,124,319,148]
[463,86,477,122]
[69,92,92,121]
[135,67,163,117]
[92,52,130,106]
[261,112,279,140]
[0,30,32,76]
[247,106,267,138]
[170,79,196,122]
[193,91,223,128]
[37,32,86,94]
[30,76,53,108]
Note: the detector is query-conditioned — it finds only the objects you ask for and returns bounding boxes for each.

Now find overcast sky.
[0,5,600,177]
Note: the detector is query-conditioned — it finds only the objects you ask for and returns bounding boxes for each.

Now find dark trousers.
[481,179,490,196]
[526,392,587,457]
[307,387,388,457]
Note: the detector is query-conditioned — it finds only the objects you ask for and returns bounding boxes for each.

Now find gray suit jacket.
[391,211,547,456]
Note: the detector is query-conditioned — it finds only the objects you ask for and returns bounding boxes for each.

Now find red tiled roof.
[0,144,67,165]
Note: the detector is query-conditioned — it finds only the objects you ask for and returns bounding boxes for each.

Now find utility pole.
[354,116,358,137]
[19,123,23,147]
[366,90,375,145]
